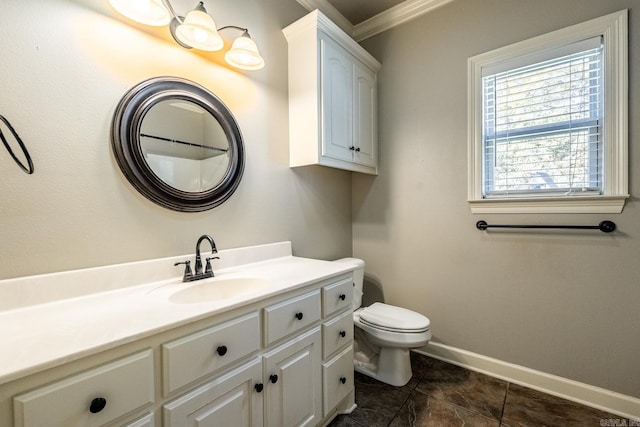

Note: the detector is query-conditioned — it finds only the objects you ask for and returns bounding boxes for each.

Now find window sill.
[468,195,628,214]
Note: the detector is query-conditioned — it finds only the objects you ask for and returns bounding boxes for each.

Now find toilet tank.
[333,258,365,309]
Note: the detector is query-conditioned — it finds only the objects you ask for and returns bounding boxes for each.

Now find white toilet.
[335,258,431,387]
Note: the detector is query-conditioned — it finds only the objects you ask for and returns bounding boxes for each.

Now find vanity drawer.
[162,311,261,394]
[264,289,321,345]
[322,345,354,416]
[14,350,154,427]
[322,277,353,317]
[322,309,353,359]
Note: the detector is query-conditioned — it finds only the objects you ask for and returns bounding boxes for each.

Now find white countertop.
[0,242,353,385]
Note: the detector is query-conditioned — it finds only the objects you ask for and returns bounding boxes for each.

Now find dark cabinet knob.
[216,345,228,356]
[269,374,279,384]
[294,312,303,320]
[340,376,347,384]
[255,383,264,393]
[339,330,346,338]
[355,147,361,152]
[89,397,107,414]
[339,293,346,301]
[349,146,355,151]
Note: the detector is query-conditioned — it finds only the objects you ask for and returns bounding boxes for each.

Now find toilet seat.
[358,302,430,333]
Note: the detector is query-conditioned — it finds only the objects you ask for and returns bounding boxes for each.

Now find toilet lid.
[359,302,430,333]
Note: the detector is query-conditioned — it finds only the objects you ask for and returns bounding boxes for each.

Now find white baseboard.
[415,342,640,420]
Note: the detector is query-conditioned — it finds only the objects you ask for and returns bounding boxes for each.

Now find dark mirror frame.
[111,76,245,212]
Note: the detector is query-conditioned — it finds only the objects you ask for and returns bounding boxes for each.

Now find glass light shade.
[225,34,265,70]
[175,5,223,51]
[109,0,171,26]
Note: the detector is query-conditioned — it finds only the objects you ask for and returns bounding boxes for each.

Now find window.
[483,38,603,198]
[468,10,628,213]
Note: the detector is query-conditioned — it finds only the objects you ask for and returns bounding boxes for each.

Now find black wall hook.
[0,114,34,174]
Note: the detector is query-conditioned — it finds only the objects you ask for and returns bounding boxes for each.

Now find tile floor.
[328,352,625,427]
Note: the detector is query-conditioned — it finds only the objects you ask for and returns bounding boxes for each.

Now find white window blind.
[481,37,603,198]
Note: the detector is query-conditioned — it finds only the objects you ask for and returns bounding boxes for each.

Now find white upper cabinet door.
[353,61,377,168]
[321,35,353,163]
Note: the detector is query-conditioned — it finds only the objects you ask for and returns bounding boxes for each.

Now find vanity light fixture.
[108,0,265,70]
[109,0,171,26]
[223,28,265,70]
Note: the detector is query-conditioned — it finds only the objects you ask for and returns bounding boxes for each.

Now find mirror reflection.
[140,100,230,192]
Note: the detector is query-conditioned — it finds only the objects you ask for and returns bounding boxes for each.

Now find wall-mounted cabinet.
[284,10,381,175]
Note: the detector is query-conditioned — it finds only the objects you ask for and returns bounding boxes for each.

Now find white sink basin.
[169,275,268,304]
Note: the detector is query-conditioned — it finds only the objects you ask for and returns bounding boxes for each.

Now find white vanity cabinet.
[163,277,352,427]
[6,269,355,427]
[284,10,381,175]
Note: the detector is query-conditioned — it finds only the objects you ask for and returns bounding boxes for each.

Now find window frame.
[467,10,628,214]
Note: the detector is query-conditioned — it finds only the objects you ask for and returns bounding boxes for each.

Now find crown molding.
[295,0,454,41]
[294,0,354,35]
[353,0,454,41]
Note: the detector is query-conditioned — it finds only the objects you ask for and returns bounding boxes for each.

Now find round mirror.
[111,77,244,212]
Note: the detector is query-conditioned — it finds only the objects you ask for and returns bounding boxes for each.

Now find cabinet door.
[320,35,353,163]
[353,61,377,168]
[163,357,263,427]
[263,327,321,427]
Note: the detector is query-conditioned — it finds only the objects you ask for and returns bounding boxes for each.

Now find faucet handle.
[205,257,219,275]
[174,260,193,282]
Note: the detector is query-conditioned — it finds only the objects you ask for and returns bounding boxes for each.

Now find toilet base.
[354,346,413,387]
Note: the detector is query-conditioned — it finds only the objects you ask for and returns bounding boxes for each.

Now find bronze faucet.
[174,235,219,282]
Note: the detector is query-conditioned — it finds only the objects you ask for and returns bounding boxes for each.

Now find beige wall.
[0,0,353,280]
[355,0,640,398]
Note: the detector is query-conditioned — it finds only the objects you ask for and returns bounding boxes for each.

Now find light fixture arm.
[217,25,249,35]
[160,0,182,23]
[161,0,192,48]
[161,1,250,34]
[163,2,250,50]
